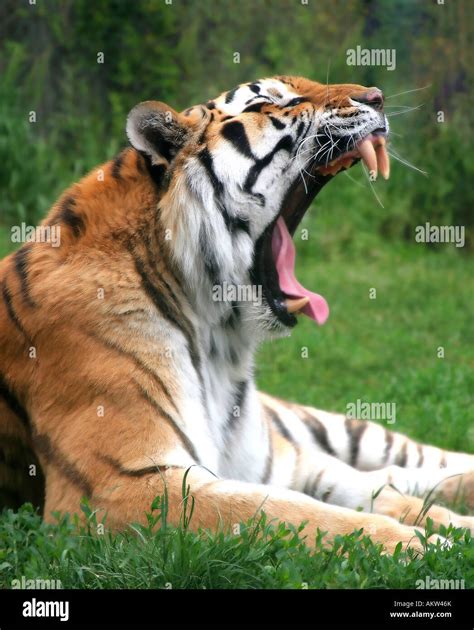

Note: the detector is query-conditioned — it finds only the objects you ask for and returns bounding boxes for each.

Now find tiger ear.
[126,101,192,165]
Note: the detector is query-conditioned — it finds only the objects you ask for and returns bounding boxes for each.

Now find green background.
[0,0,472,451]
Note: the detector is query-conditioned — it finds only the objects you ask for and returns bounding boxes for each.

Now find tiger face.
[127,75,389,336]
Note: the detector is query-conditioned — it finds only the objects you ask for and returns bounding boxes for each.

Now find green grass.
[1,503,473,590]
[0,194,473,589]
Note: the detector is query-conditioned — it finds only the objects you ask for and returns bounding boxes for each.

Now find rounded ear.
[126,101,193,165]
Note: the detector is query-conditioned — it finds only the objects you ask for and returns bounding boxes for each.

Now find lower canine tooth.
[286,297,309,314]
[375,143,390,180]
[358,138,378,179]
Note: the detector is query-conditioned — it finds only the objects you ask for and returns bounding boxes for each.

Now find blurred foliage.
[0,0,472,249]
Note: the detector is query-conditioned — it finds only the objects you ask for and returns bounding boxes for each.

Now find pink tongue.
[271,217,329,325]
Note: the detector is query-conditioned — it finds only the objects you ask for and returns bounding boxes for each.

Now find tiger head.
[126,75,389,337]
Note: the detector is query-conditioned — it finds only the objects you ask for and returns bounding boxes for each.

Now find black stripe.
[58,196,85,238]
[417,444,424,468]
[269,116,285,130]
[242,102,265,114]
[13,245,35,307]
[86,330,179,416]
[111,150,125,179]
[228,380,248,427]
[206,101,216,110]
[221,121,254,158]
[0,373,29,427]
[225,86,239,103]
[130,249,201,376]
[249,83,261,94]
[312,470,325,496]
[33,432,92,498]
[321,486,334,503]
[140,153,167,189]
[98,454,185,477]
[2,281,29,339]
[133,379,200,463]
[221,301,241,330]
[266,406,294,443]
[198,150,250,237]
[150,222,188,303]
[345,417,368,467]
[395,441,408,467]
[295,120,306,141]
[136,230,203,378]
[305,414,336,456]
[198,147,224,195]
[221,209,251,236]
[199,225,220,286]
[244,135,293,192]
[285,97,310,107]
[136,150,146,174]
[383,429,394,463]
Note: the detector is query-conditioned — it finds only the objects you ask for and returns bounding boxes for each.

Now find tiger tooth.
[358,138,378,179]
[375,142,390,180]
[286,297,309,314]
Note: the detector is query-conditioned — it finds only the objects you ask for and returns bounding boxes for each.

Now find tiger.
[1,75,473,555]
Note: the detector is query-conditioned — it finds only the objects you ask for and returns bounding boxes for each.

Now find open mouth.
[251,131,390,328]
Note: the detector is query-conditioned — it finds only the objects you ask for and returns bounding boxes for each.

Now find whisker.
[387,149,428,177]
[386,103,425,117]
[343,169,368,190]
[361,163,385,209]
[384,105,418,109]
[385,85,431,100]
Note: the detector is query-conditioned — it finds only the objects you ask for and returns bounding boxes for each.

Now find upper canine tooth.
[358,138,378,179]
[375,143,390,180]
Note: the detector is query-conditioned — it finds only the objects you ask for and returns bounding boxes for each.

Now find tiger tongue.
[271,217,329,325]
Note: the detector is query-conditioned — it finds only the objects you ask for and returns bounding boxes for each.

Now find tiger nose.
[351,88,384,111]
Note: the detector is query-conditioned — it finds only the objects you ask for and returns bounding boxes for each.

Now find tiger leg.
[52,463,441,555]
[260,393,474,516]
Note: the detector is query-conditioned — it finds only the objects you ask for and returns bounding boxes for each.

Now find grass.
[1,501,473,590]
[0,181,473,589]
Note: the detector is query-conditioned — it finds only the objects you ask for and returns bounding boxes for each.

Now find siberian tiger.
[1,75,473,554]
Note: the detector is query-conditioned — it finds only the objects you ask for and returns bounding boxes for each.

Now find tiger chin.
[1,75,473,556]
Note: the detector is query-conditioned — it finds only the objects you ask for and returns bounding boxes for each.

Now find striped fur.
[1,76,473,554]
